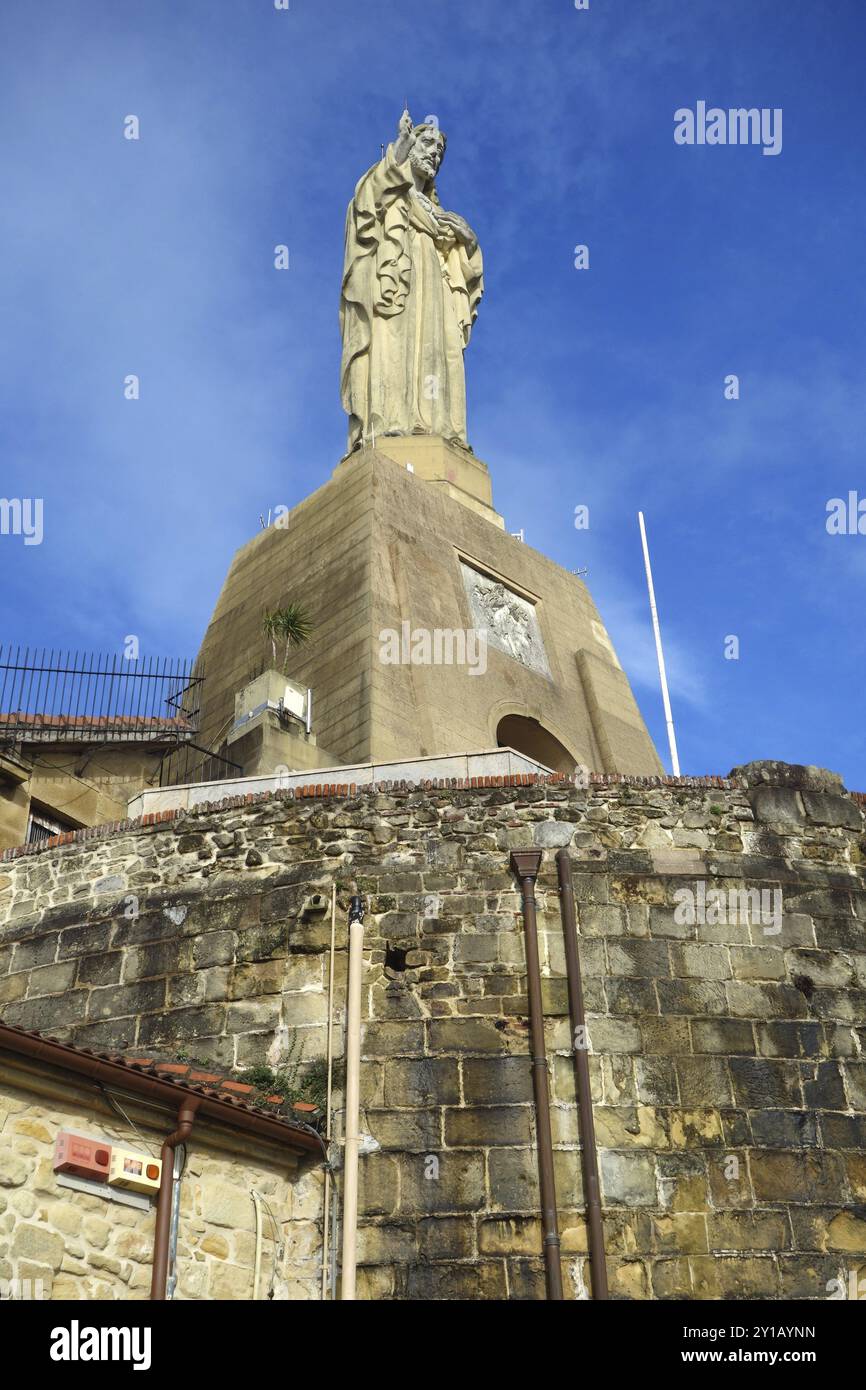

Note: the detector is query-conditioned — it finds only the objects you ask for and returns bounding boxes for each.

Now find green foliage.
[238,1030,328,1115]
[172,1037,327,1120]
[261,601,313,675]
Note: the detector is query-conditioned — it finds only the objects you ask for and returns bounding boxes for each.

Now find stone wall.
[1,763,866,1299]
[0,1055,321,1301]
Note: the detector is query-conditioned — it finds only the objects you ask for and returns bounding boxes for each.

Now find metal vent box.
[54,1132,112,1182]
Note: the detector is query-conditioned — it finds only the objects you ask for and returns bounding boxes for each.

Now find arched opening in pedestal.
[496,715,577,775]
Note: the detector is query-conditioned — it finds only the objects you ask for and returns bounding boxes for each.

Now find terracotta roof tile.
[0,1024,322,1137]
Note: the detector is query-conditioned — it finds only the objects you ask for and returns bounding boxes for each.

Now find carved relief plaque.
[460,562,551,677]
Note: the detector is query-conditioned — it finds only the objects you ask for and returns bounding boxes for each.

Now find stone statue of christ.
[340,110,484,454]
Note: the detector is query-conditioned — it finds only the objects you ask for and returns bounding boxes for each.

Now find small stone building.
[0,1026,324,1300]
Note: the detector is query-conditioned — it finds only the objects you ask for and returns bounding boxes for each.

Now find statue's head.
[409,124,447,186]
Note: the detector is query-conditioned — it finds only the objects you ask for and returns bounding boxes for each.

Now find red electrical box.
[54,1132,112,1182]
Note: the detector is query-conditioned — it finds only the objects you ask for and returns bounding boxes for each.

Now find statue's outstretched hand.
[394,109,413,163]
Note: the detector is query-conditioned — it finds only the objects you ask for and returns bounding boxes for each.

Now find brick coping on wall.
[2,769,863,864]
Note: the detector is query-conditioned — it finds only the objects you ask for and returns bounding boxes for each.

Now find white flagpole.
[638,511,680,776]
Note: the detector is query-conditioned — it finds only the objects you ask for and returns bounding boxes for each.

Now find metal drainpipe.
[165,1144,186,1300]
[340,894,365,1300]
[151,1099,199,1300]
[556,848,609,1299]
[510,850,564,1301]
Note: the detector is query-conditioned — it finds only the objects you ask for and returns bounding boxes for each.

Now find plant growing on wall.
[261,601,313,675]
[239,1031,330,1114]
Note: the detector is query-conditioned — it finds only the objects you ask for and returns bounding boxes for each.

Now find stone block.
[756,1020,822,1058]
[76,953,123,986]
[749,787,804,825]
[533,821,576,848]
[137,1004,226,1046]
[462,1056,532,1105]
[648,906,694,939]
[708,1211,790,1252]
[487,1148,539,1212]
[599,1150,656,1206]
[691,1255,779,1299]
[656,979,727,1016]
[11,1223,65,1271]
[750,1109,817,1148]
[200,1180,256,1231]
[88,979,166,1021]
[802,793,862,829]
[361,1021,425,1056]
[368,1109,441,1151]
[729,946,786,980]
[594,1105,668,1151]
[726,981,808,1019]
[670,942,731,980]
[0,1153,29,1188]
[651,1212,708,1254]
[639,1016,691,1055]
[10,937,58,971]
[382,1058,459,1107]
[607,939,670,978]
[635,1057,680,1106]
[750,1152,844,1205]
[192,931,236,968]
[400,1151,485,1214]
[802,1060,846,1110]
[427,1017,512,1054]
[587,1017,641,1054]
[676,1057,733,1107]
[651,1256,693,1298]
[779,1254,847,1300]
[415,1215,475,1260]
[578,906,626,937]
[844,1062,866,1110]
[355,1222,417,1266]
[444,1105,531,1148]
[729,1058,803,1109]
[404,1260,507,1300]
[25,961,77,997]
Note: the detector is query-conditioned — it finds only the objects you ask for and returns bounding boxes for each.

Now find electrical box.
[108,1148,162,1195]
[54,1132,112,1182]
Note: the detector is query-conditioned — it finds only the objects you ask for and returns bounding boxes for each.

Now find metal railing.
[0,647,244,788]
[0,647,202,742]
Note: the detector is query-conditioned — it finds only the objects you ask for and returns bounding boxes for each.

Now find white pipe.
[638,511,680,777]
[320,885,337,1300]
[340,898,365,1300]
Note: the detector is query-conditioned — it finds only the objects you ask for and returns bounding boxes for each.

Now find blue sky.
[1,0,864,785]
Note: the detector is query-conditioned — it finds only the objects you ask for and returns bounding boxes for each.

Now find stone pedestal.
[192,442,663,776]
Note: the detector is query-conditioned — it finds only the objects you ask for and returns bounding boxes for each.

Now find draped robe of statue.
[340,140,484,453]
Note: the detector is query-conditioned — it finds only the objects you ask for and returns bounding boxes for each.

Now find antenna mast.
[638,511,680,776]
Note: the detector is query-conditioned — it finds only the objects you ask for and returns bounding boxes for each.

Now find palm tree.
[261,602,313,675]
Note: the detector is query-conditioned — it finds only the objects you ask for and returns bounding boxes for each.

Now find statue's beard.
[410,151,440,185]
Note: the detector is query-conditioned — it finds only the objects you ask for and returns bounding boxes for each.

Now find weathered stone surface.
[600,1151,656,1206]
[1,769,864,1301]
[533,821,576,848]
[11,1223,65,1270]
[731,761,845,794]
